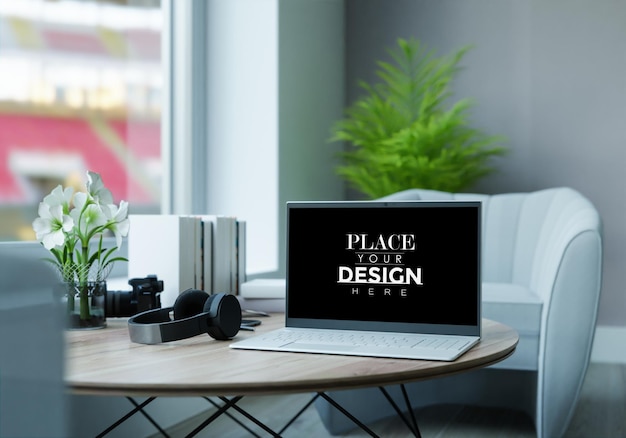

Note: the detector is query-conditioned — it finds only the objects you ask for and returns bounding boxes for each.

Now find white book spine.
[201,219,213,294]
[200,215,234,294]
[192,217,202,290]
[236,220,247,295]
[229,217,237,294]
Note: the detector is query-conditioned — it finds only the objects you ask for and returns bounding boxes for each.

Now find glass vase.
[64,281,107,330]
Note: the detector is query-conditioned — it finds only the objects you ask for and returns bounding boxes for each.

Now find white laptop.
[230,200,482,361]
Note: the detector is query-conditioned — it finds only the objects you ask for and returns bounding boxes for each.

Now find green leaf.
[330,38,506,198]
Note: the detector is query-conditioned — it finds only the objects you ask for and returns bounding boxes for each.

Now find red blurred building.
[0,1,161,239]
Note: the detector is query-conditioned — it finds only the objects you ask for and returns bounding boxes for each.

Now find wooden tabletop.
[65,315,518,397]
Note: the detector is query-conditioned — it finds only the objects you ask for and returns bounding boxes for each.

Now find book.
[240,279,286,299]
[192,217,203,290]
[200,215,236,294]
[128,215,197,307]
[228,217,237,294]
[236,219,247,294]
[184,215,212,293]
[201,218,213,293]
[237,296,286,313]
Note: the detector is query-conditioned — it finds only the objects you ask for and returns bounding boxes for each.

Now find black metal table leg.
[277,393,321,435]
[378,385,422,438]
[203,397,263,437]
[94,385,422,438]
[400,384,421,437]
[126,397,171,437]
[95,397,160,438]
[379,386,421,437]
[215,396,281,437]
[185,395,245,438]
[318,392,380,438]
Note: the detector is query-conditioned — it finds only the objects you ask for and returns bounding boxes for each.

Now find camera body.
[106,275,164,317]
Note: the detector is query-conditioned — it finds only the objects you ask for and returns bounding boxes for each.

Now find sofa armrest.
[538,228,602,438]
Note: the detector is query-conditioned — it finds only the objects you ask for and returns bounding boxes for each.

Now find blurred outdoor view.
[0,0,162,242]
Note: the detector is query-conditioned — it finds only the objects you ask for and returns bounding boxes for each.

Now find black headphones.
[127,289,242,344]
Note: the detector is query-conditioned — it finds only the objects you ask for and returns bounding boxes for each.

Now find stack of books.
[238,278,286,313]
[128,214,246,307]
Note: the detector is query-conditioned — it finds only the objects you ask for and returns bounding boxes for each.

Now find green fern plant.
[332,38,507,199]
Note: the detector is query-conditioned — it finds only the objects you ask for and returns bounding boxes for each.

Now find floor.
[153,362,626,437]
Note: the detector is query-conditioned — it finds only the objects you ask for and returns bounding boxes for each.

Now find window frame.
[161,0,208,215]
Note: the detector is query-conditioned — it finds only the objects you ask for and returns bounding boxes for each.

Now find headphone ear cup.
[173,289,209,320]
[202,293,218,314]
[203,293,242,340]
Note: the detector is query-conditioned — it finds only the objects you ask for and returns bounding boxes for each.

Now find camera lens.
[105,290,136,317]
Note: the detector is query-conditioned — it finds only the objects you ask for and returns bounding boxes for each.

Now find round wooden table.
[66,315,518,397]
[66,316,518,437]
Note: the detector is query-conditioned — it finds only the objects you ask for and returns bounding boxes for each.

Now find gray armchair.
[315,187,603,438]
[0,247,67,437]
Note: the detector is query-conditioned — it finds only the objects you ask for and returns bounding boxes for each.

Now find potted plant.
[331,38,507,199]
[32,171,129,329]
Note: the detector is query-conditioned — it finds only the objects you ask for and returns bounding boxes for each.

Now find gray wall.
[345,0,626,326]
[278,0,346,277]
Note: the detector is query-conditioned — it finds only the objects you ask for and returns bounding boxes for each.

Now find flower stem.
[79,244,90,320]
[79,282,90,320]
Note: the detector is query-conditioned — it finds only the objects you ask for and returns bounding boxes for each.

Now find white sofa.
[315,187,603,438]
[0,245,67,438]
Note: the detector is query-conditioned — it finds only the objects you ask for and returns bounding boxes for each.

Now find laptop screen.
[286,200,481,336]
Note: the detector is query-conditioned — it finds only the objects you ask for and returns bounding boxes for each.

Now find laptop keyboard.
[269,329,466,350]
[231,326,479,361]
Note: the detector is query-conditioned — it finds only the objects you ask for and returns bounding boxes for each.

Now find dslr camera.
[106,275,164,317]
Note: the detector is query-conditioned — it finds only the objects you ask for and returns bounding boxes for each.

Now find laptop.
[230,200,482,361]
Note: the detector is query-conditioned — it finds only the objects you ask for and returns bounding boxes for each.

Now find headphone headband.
[128,307,214,344]
[127,292,242,344]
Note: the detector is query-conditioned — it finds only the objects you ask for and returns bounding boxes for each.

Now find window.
[0,0,162,242]
[1,0,345,280]
[165,0,280,276]
[0,0,280,277]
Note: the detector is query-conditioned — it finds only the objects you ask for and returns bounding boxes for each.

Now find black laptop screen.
[286,200,481,335]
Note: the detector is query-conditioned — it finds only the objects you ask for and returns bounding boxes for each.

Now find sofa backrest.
[380,187,602,303]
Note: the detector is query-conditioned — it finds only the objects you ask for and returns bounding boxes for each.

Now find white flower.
[32,202,74,250]
[86,171,113,206]
[33,170,129,284]
[43,185,74,215]
[70,192,107,236]
[103,200,130,249]
[71,192,107,237]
